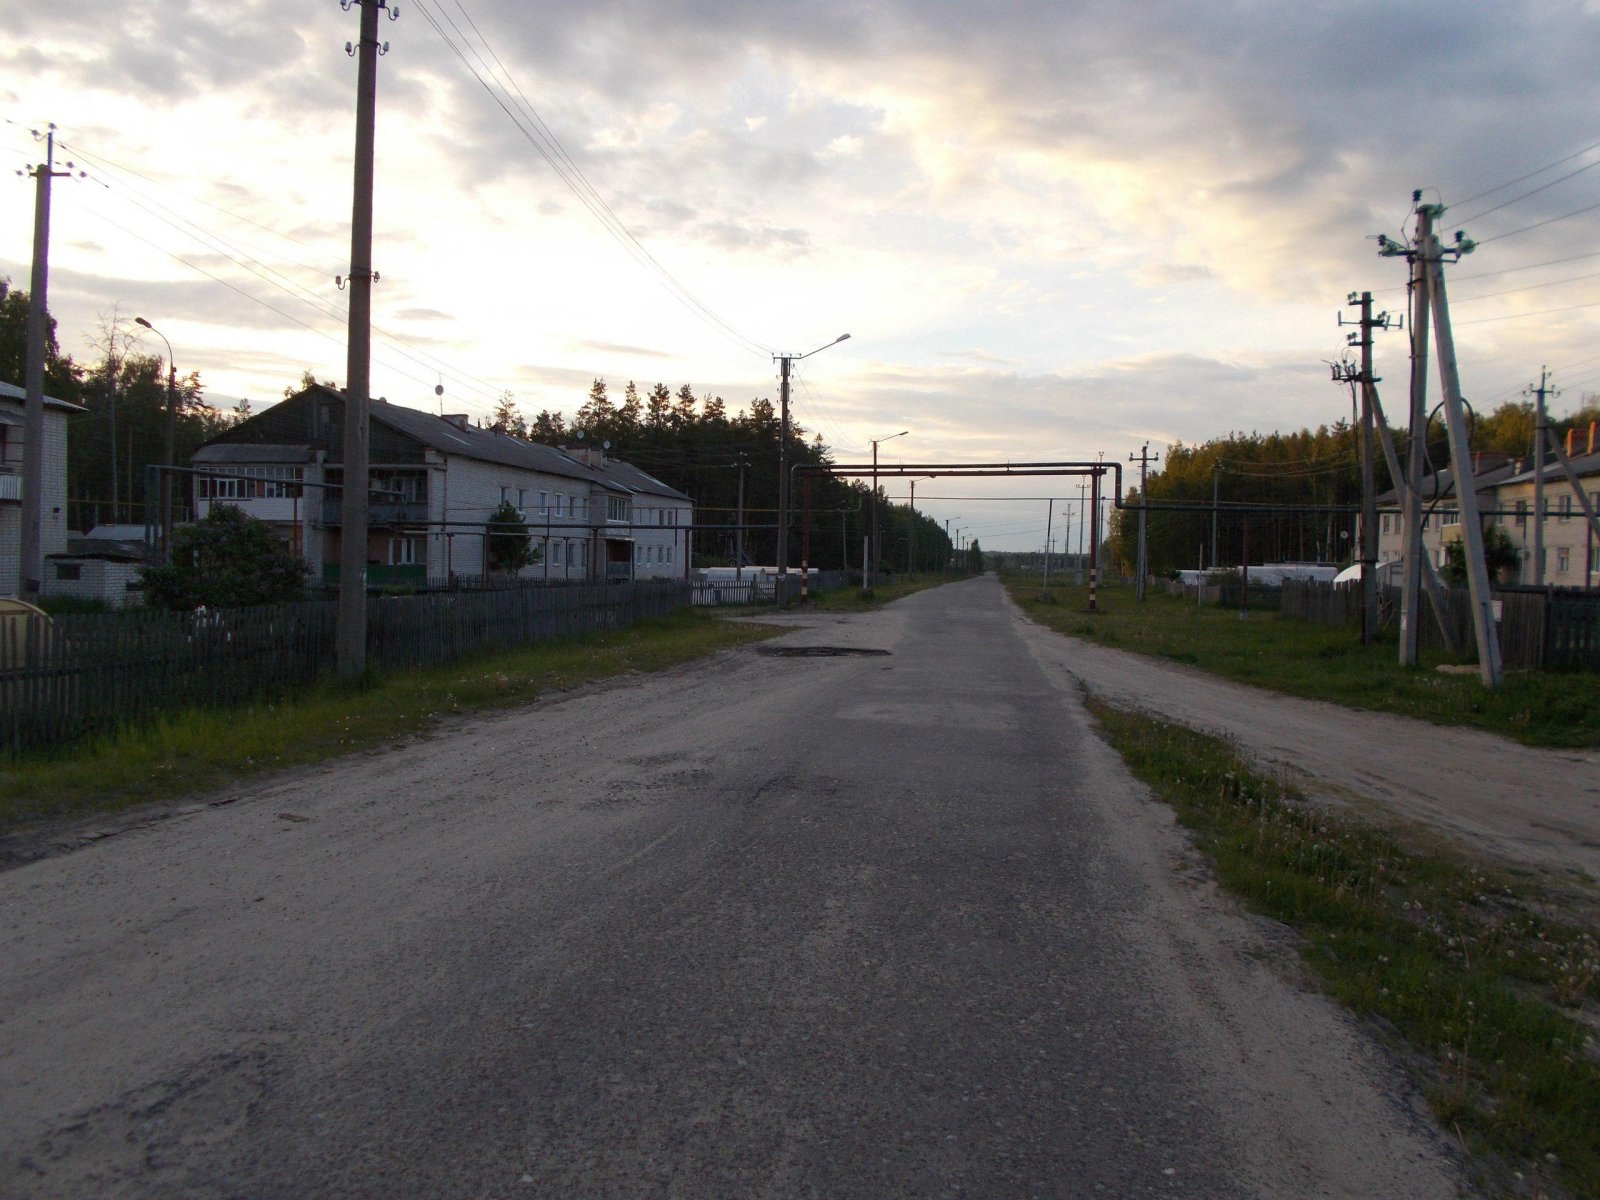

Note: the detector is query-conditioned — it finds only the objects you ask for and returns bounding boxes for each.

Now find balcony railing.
[320,499,429,526]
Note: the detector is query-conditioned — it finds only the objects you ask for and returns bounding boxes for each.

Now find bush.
[139,505,307,610]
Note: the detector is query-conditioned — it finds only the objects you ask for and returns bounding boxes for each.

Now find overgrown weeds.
[1091,700,1600,1198]
[1,610,780,832]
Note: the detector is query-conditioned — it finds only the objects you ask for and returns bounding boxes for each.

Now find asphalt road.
[1,576,1464,1198]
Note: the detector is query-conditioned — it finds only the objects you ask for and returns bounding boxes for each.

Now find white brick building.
[192,386,693,588]
[0,380,84,599]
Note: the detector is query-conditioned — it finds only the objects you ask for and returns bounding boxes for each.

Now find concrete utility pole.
[19,127,73,604]
[867,428,906,589]
[1526,367,1556,587]
[1380,199,1433,668]
[774,334,849,586]
[1041,498,1054,595]
[735,451,746,584]
[1210,462,1221,570]
[1421,211,1501,686]
[1129,444,1157,600]
[337,0,394,678]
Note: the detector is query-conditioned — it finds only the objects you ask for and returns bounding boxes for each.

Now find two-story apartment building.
[0,380,84,598]
[1493,442,1600,587]
[1376,438,1600,587]
[191,385,692,587]
[1374,453,1517,576]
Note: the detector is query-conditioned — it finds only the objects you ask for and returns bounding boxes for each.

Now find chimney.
[443,413,471,431]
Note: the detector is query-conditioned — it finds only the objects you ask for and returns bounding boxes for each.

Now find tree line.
[1,280,951,572]
[490,377,953,573]
[1106,396,1600,577]
[0,279,240,532]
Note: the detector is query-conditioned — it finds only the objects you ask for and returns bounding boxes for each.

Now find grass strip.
[1006,576,1600,749]
[1089,699,1600,1199]
[2,609,781,833]
[808,574,956,612]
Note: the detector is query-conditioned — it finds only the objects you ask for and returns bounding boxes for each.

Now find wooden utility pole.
[20,128,72,603]
[337,0,392,678]
[1380,199,1432,667]
[1526,367,1556,587]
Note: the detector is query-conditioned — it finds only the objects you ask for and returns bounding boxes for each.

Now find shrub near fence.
[1,580,689,758]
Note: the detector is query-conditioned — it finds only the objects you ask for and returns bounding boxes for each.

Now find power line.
[1454,299,1600,326]
[1476,197,1600,245]
[1448,136,1600,210]
[412,0,772,359]
[1452,267,1600,304]
[1453,154,1600,225]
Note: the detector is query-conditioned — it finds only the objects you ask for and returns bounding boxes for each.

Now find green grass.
[1004,575,1600,749]
[807,573,959,611]
[1,609,781,833]
[1091,701,1600,1199]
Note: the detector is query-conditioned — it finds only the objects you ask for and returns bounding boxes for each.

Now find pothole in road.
[757,646,891,657]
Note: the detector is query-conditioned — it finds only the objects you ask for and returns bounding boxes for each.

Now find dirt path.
[1009,599,1600,889]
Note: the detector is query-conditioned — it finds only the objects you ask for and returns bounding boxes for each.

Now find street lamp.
[775,333,850,587]
[869,429,907,589]
[134,316,177,560]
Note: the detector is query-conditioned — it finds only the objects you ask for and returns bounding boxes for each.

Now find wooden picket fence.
[1281,579,1600,671]
[1,580,688,757]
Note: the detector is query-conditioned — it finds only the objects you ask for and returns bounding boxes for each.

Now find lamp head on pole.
[134,316,153,330]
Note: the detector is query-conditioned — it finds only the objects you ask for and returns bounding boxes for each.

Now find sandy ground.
[1005,597,1600,890]
[0,577,1469,1198]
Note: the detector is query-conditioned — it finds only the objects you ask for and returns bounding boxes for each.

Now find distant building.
[0,380,85,599]
[191,385,692,588]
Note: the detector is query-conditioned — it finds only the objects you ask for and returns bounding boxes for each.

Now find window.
[539,491,548,514]
[1560,495,1573,522]
[666,544,673,564]
[1558,547,1571,574]
[518,488,527,509]
[608,496,631,522]
[501,486,512,504]
[1381,514,1391,535]
[199,466,303,501]
[1515,499,1528,527]
[555,493,565,517]
[388,537,422,565]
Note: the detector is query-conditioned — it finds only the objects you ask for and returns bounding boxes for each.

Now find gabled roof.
[1375,455,1520,506]
[0,380,86,414]
[196,386,642,494]
[363,394,617,489]
[1500,449,1600,487]
[590,456,691,502]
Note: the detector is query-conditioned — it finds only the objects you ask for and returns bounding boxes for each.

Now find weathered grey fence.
[1281,579,1599,671]
[2,580,688,757]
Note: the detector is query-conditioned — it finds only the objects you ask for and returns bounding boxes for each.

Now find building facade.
[0,381,84,599]
[191,386,692,588]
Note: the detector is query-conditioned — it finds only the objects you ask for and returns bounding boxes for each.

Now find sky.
[6,0,1600,552]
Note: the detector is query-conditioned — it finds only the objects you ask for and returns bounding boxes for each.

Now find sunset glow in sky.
[7,1,1600,548]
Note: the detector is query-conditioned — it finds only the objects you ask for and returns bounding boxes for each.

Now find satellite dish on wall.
[602,440,611,450]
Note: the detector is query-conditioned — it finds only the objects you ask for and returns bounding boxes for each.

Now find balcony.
[0,472,19,503]
[320,499,429,526]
